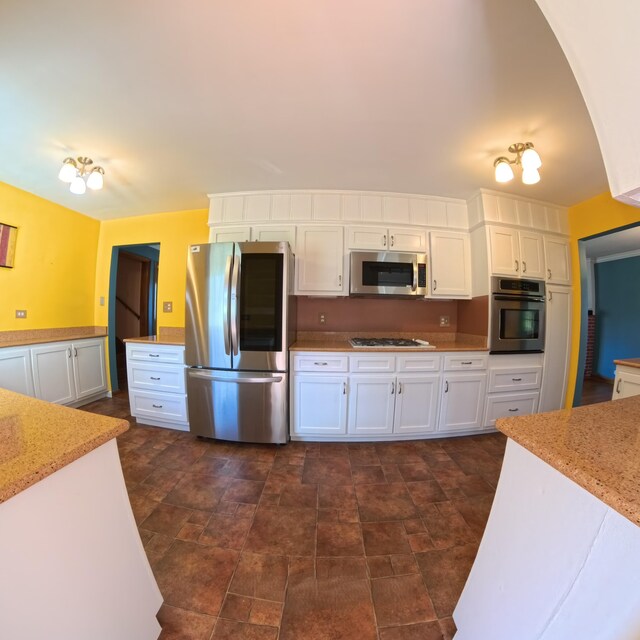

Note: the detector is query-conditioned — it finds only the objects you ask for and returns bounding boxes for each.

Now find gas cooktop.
[349,337,434,348]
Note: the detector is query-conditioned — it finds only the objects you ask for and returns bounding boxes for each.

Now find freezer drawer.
[186,369,288,444]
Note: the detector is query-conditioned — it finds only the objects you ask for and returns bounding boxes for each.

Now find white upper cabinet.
[429,230,472,298]
[209,226,251,243]
[209,225,295,250]
[543,235,571,285]
[295,226,345,295]
[488,226,520,277]
[518,231,545,279]
[346,226,427,252]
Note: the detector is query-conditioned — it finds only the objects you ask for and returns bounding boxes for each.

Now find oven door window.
[362,261,413,288]
[500,308,540,340]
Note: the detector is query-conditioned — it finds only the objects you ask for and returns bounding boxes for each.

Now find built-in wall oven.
[490,277,545,353]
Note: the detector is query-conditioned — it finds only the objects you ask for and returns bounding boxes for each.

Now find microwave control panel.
[418,264,427,288]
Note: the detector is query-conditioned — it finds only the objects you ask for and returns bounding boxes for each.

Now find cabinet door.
[489,227,520,276]
[388,227,427,252]
[72,339,107,400]
[292,374,347,436]
[518,231,545,279]
[438,373,487,432]
[31,343,75,405]
[251,225,296,252]
[209,226,251,243]
[612,369,640,400]
[296,226,345,294]
[394,374,440,435]
[347,375,395,436]
[544,236,571,285]
[539,286,572,411]
[430,231,472,298]
[0,347,35,396]
[346,226,387,250]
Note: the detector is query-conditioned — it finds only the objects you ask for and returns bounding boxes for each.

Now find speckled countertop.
[614,358,640,369]
[497,395,640,527]
[0,390,128,504]
[124,327,185,346]
[0,326,107,349]
[290,332,487,352]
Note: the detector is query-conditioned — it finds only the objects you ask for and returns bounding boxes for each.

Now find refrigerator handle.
[223,256,232,355]
[230,254,240,356]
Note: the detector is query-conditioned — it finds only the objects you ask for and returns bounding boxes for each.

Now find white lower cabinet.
[0,346,35,396]
[438,372,487,433]
[612,364,640,400]
[31,338,107,407]
[484,354,543,428]
[126,343,189,431]
[291,351,471,440]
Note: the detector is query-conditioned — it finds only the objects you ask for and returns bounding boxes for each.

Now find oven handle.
[493,295,545,303]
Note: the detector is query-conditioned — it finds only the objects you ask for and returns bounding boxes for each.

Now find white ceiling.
[584,225,640,261]
[0,0,607,220]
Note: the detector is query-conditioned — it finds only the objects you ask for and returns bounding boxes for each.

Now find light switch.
[163,301,173,313]
[15,310,27,319]
[99,296,105,306]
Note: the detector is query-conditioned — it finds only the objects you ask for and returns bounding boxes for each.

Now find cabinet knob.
[343,382,347,395]
[314,362,328,366]
[68,348,71,358]
[152,404,163,409]
[508,408,519,412]
[512,377,522,382]
[390,235,394,247]
[522,261,527,273]
[548,291,553,302]
[461,361,472,365]
[338,274,342,287]
[149,354,160,358]
[616,379,622,394]
[444,380,449,393]
[391,382,395,395]
[433,279,437,291]
[150,376,161,380]
[397,382,402,394]
[383,235,387,247]
[547,268,552,280]
[515,260,519,272]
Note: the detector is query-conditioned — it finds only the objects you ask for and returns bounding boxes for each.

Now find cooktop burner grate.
[349,337,425,348]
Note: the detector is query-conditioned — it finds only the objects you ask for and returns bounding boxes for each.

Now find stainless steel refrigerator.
[185,241,296,444]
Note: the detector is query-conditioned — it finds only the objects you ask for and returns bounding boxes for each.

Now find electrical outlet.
[163,301,173,313]
[99,296,105,306]
[15,310,27,319]
[439,315,450,327]
[319,313,326,324]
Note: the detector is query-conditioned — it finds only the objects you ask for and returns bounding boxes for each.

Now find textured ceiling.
[0,0,607,220]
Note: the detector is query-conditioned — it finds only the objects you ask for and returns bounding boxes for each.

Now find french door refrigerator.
[185,241,295,444]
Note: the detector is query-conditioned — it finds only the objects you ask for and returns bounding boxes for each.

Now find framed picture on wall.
[0,222,18,268]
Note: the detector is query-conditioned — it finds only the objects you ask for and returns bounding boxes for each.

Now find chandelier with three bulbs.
[58,157,105,195]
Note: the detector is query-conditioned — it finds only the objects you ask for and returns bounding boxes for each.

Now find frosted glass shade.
[70,176,87,195]
[522,167,541,185]
[86,169,104,190]
[58,161,77,183]
[521,147,542,170]
[494,160,514,183]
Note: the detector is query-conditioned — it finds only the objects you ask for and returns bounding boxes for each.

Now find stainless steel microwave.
[349,251,428,297]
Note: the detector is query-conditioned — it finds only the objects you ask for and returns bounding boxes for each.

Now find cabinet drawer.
[293,353,349,372]
[128,362,186,393]
[444,354,488,371]
[396,354,441,372]
[126,344,185,365]
[484,392,539,428]
[349,354,395,373]
[129,389,188,422]
[488,367,542,393]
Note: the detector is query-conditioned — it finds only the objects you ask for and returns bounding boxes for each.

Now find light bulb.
[494,159,514,183]
[58,159,77,183]
[522,167,541,185]
[70,175,87,195]
[521,146,542,170]
[86,168,104,190]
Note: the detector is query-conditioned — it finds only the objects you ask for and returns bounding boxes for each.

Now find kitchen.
[1,1,640,639]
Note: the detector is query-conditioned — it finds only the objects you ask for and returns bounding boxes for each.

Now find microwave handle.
[412,263,417,291]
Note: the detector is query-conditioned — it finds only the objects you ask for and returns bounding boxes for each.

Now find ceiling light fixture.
[493,142,542,185]
[58,157,105,194]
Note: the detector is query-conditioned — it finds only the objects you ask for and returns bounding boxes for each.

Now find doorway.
[574,224,640,405]
[108,243,160,392]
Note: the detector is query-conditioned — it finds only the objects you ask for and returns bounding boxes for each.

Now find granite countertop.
[124,327,185,346]
[290,332,487,353]
[0,390,128,504]
[0,326,107,349]
[614,358,640,369]
[497,395,640,527]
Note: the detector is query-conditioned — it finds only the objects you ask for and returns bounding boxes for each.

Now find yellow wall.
[567,192,640,405]
[0,181,100,331]
[94,209,209,329]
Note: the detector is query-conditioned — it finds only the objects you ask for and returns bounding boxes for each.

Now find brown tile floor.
[81,393,506,640]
